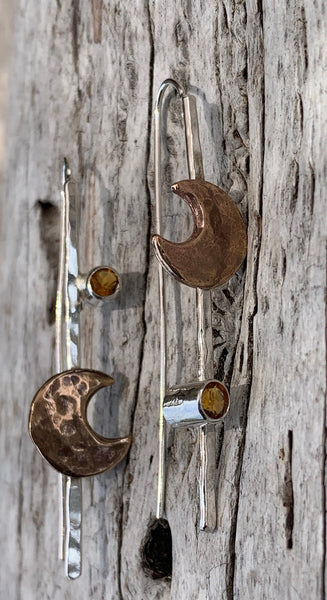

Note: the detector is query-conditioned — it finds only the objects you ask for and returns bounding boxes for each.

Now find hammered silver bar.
[65,477,82,579]
[55,160,82,577]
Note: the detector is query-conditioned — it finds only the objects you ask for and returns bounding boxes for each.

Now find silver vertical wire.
[154,79,184,519]
[56,161,68,561]
[55,159,82,577]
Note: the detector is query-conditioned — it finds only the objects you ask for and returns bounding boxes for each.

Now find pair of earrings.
[28,79,247,579]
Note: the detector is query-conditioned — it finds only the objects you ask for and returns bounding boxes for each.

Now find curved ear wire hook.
[153,79,246,532]
[29,159,131,579]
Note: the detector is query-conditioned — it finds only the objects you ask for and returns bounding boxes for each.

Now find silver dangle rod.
[55,159,82,578]
[55,161,67,563]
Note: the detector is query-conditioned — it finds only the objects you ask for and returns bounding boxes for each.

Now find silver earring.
[152,79,247,532]
[29,159,132,579]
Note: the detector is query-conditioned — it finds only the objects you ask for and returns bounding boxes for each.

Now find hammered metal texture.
[152,179,247,289]
[29,368,132,477]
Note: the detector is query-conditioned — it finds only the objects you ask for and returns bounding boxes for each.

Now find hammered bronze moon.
[152,179,247,289]
[29,368,132,477]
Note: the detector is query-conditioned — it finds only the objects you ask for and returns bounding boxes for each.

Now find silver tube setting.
[163,380,230,427]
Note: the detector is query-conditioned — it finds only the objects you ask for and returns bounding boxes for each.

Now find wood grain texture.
[0,1,326,598]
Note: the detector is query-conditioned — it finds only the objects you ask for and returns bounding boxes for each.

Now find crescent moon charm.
[29,368,132,478]
[152,179,247,289]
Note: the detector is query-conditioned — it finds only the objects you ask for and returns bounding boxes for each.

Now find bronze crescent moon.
[152,179,247,289]
[29,368,132,477]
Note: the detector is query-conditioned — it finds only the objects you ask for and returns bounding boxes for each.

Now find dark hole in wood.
[286,430,294,550]
[36,199,60,325]
[282,429,294,550]
[141,518,172,579]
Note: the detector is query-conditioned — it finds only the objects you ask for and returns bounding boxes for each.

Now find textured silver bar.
[56,164,67,561]
[65,477,82,579]
[64,163,82,578]
[55,160,82,577]
[58,473,66,561]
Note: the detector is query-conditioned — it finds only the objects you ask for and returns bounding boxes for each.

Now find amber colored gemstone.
[201,381,229,420]
[89,268,119,297]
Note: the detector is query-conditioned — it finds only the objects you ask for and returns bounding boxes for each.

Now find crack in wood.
[309,161,316,216]
[71,0,80,78]
[226,391,251,600]
[16,477,23,600]
[36,200,60,325]
[323,250,327,600]
[282,430,294,550]
[225,2,264,597]
[117,491,125,600]
[91,0,103,44]
[117,2,156,595]
[289,159,300,215]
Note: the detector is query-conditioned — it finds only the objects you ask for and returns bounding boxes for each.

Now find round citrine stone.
[90,268,119,297]
[201,381,229,420]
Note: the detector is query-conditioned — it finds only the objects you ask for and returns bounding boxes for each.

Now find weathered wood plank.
[234,2,327,598]
[0,1,326,599]
[0,1,151,598]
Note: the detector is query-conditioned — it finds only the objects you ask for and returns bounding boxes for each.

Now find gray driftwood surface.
[0,1,326,598]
